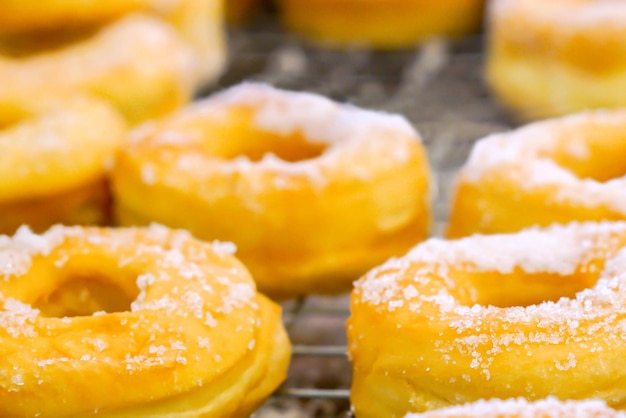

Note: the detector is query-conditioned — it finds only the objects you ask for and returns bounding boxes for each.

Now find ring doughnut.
[349,221,626,417]
[486,0,626,120]
[447,110,626,238]
[405,398,626,418]
[112,82,431,299]
[0,15,197,124]
[277,0,485,49]
[0,0,225,87]
[0,95,125,235]
[0,224,290,416]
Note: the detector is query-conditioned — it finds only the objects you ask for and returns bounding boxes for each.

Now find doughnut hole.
[452,258,605,308]
[34,277,134,317]
[30,252,140,317]
[547,124,626,182]
[154,105,328,162]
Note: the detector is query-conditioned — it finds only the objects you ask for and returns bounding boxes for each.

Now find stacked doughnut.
[447,110,626,238]
[349,221,626,417]
[486,0,626,120]
[0,0,226,124]
[0,224,290,416]
[112,82,432,299]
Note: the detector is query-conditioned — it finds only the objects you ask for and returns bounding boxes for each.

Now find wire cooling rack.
[208,16,516,417]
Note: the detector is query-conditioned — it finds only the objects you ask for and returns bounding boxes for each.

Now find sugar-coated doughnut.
[405,398,626,418]
[486,0,626,120]
[0,95,125,235]
[113,82,431,299]
[277,0,485,49]
[0,224,290,416]
[447,110,626,238]
[0,15,196,124]
[0,0,225,85]
[349,221,626,417]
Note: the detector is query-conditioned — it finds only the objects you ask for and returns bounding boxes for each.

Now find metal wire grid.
[212,18,516,417]
[261,295,353,417]
[279,297,350,399]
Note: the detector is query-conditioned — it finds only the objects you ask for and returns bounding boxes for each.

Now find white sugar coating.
[355,221,626,374]
[599,246,626,278]
[554,352,577,371]
[0,224,258,343]
[218,282,257,314]
[462,110,626,182]
[0,223,267,405]
[360,221,626,305]
[0,226,65,278]
[15,14,197,94]
[3,298,39,317]
[88,338,109,352]
[214,82,419,145]
[405,397,626,417]
[10,374,24,389]
[204,312,217,327]
[198,337,210,349]
[459,110,626,214]
[135,82,422,190]
[491,0,626,30]
[0,298,39,338]
[210,240,237,257]
[180,290,208,320]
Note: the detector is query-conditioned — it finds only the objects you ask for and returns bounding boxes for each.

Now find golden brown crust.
[0,0,228,122]
[113,83,431,299]
[0,225,290,417]
[486,0,626,120]
[349,221,626,417]
[0,96,125,235]
[278,0,484,49]
[0,15,197,124]
[447,110,626,238]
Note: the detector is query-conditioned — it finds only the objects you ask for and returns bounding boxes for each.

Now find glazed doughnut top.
[405,397,626,418]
